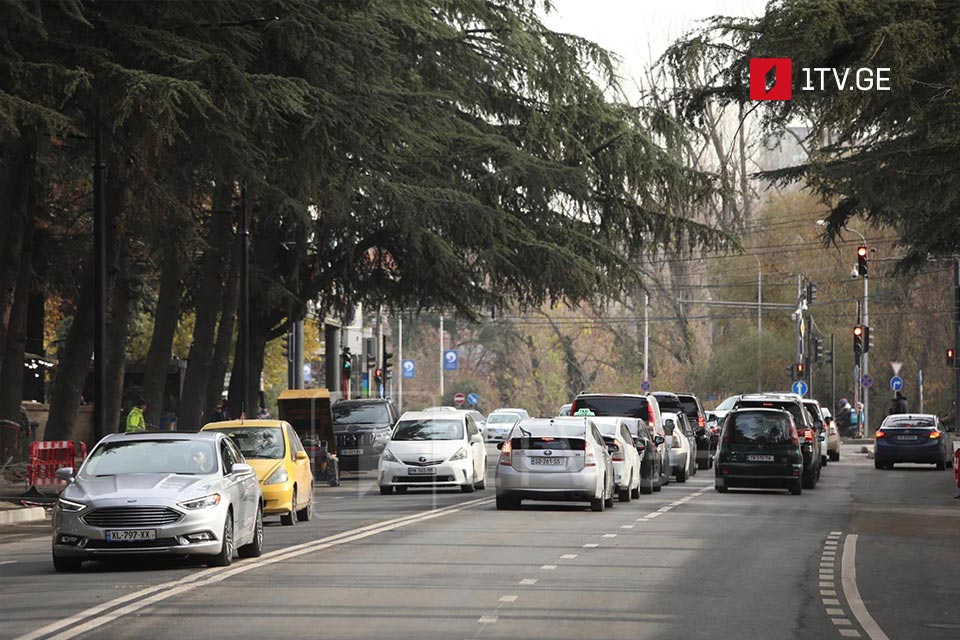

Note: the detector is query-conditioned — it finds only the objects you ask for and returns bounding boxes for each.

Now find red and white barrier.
[27,441,87,490]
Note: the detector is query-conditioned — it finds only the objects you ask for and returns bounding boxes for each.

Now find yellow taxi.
[201,419,314,525]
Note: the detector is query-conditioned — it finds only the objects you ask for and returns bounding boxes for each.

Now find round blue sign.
[791,380,808,397]
[890,376,903,391]
[467,392,479,405]
[640,380,652,392]
[861,374,874,388]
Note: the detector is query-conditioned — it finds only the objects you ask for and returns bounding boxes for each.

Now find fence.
[27,441,88,492]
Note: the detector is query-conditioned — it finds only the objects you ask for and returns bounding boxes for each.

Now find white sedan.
[592,418,643,501]
[378,411,487,494]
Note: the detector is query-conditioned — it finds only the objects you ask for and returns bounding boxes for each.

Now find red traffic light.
[857,246,868,258]
[853,326,863,337]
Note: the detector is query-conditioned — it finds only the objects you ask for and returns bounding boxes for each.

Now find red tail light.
[929,431,942,439]
[803,428,814,442]
[698,415,706,429]
[790,424,799,446]
[647,399,657,430]
[611,441,624,462]
[500,441,512,465]
[875,430,886,439]
[585,447,597,467]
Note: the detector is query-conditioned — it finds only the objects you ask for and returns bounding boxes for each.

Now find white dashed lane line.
[818,533,862,638]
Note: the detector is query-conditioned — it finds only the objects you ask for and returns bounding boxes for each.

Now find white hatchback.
[592,418,643,502]
[378,411,487,494]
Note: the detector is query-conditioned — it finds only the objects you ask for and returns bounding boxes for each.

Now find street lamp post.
[755,255,762,392]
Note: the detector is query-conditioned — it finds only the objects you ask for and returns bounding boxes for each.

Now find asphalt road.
[1,443,958,640]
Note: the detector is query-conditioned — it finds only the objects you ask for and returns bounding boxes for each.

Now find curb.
[0,506,47,525]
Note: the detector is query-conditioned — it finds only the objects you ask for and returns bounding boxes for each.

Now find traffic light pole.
[830,333,836,414]
[863,264,870,435]
[398,315,403,413]
[954,258,960,429]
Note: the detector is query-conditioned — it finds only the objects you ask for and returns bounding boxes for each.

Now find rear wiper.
[518,424,532,437]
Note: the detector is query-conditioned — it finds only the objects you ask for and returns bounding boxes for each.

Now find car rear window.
[725,412,795,445]
[654,395,683,413]
[573,396,649,420]
[883,419,935,429]
[511,437,586,451]
[677,397,701,421]
[736,399,806,428]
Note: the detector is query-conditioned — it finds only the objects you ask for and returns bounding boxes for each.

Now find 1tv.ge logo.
[749,58,891,101]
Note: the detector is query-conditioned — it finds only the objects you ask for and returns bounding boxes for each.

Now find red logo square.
[750,58,792,101]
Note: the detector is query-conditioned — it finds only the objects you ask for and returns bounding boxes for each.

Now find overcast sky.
[542,0,768,97]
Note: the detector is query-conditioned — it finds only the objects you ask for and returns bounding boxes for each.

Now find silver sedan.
[52,432,263,571]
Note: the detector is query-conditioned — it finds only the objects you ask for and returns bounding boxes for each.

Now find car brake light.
[803,428,814,442]
[647,400,656,429]
[929,431,942,439]
[611,441,624,462]
[875,430,885,439]
[500,441,512,465]
[698,415,706,429]
[585,448,597,467]
[790,424,799,446]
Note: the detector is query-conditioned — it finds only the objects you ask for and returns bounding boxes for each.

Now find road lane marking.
[821,590,837,596]
[820,582,834,588]
[560,554,577,559]
[646,512,662,518]
[842,534,891,640]
[657,506,672,512]
[16,496,494,640]
[832,618,853,626]
[823,598,841,606]
[826,608,844,616]
[582,543,599,548]
[602,534,617,538]
[620,525,634,529]
[519,578,537,586]
[499,596,517,603]
[0,560,16,566]
[839,630,862,638]
[478,616,498,624]
[829,531,842,536]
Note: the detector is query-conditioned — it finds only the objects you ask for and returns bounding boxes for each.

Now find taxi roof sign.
[573,408,596,416]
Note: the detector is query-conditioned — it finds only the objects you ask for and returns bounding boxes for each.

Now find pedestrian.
[256,407,270,419]
[125,398,147,433]
[212,400,230,422]
[888,390,909,416]
[836,398,852,435]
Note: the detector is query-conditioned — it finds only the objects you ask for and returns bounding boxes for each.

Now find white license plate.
[898,435,918,441]
[530,457,565,466]
[106,529,156,542]
[408,467,437,475]
[341,448,364,455]
[747,454,775,462]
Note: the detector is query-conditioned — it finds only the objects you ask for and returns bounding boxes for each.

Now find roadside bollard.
[954,449,960,497]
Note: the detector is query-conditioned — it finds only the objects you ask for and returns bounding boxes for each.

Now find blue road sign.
[443,350,459,370]
[467,392,479,405]
[792,380,808,397]
[861,374,874,388]
[640,380,652,392]
[890,375,903,392]
[402,359,415,378]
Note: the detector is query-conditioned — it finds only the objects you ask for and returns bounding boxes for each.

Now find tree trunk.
[177,183,234,429]
[142,244,184,426]
[206,247,239,418]
[0,217,33,424]
[104,238,135,434]
[226,310,267,419]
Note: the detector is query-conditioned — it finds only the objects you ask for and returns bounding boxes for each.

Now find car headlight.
[57,498,87,513]
[374,430,391,441]
[381,448,397,462]
[264,466,289,485]
[448,447,468,461]
[179,494,222,510]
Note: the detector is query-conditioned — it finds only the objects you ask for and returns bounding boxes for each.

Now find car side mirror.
[231,462,254,476]
[706,412,716,422]
[55,467,75,481]
[654,435,665,446]
[471,434,483,443]
[296,451,309,461]
[496,442,505,450]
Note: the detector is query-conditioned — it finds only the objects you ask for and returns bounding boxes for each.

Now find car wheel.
[52,554,82,572]
[802,470,816,489]
[238,504,264,558]
[697,459,709,470]
[631,477,641,499]
[590,497,604,512]
[461,479,476,493]
[822,455,828,467]
[379,485,393,495]
[496,495,517,510]
[475,468,486,490]
[937,459,947,470]
[281,489,297,526]
[874,460,883,470]
[675,468,687,483]
[715,480,727,493]
[640,473,653,495]
[829,451,840,462]
[604,491,615,508]
[618,486,630,502]
[297,490,313,522]
[789,481,802,496]
[207,511,234,567]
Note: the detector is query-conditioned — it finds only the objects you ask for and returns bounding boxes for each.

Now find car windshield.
[488,414,520,424]
[573,397,649,419]
[333,403,391,424]
[81,440,219,476]
[392,419,463,440]
[715,396,739,411]
[725,413,794,445]
[206,427,285,459]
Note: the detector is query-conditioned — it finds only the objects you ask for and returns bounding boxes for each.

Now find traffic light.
[366,338,376,370]
[863,325,872,353]
[374,368,384,385]
[282,332,292,361]
[811,337,824,362]
[806,282,816,305]
[853,325,863,358]
[341,349,352,373]
[382,336,394,379]
[857,245,868,276]
[948,348,956,368]
[794,362,805,380]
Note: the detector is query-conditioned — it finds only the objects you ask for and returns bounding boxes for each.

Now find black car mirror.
[654,435,665,446]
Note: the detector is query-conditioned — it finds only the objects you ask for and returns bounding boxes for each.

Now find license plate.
[530,457,565,466]
[341,448,364,455]
[408,467,437,475]
[106,529,156,542]
[747,454,775,462]
[898,435,918,441]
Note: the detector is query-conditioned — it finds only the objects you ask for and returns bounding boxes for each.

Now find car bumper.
[378,459,473,488]
[496,465,601,500]
[52,503,229,559]
[717,462,803,487]
[669,450,688,472]
[261,481,295,514]
[485,429,511,442]
[337,449,384,471]
[875,441,943,463]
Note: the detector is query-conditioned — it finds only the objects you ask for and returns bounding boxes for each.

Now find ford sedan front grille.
[82,507,183,528]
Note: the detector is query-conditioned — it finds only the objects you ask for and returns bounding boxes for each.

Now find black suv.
[715,408,804,495]
[731,394,821,489]
[332,399,398,471]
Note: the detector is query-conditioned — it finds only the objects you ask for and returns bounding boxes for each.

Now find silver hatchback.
[52,432,263,571]
[495,418,615,511]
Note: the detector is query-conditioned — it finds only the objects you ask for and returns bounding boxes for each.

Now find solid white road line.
[541,565,557,570]
[0,560,16,566]
[17,496,494,640]
[842,534,891,640]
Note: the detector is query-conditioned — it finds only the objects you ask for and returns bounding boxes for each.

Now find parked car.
[820,407,840,461]
[52,432,263,571]
[874,414,954,470]
[494,407,531,420]
[733,394,821,489]
[656,392,710,471]
[593,418,643,501]
[570,393,670,489]
[676,393,716,469]
[495,417,615,511]
[556,403,572,416]
[461,410,487,438]
[423,406,458,412]
[378,411,487,494]
[663,412,697,483]
[331,399,398,472]
[801,398,830,467]
[715,408,804,495]
[201,420,314,525]
[623,419,665,494]
[707,394,741,431]
[484,412,521,442]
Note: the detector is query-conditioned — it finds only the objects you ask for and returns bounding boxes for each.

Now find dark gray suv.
[333,399,398,471]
